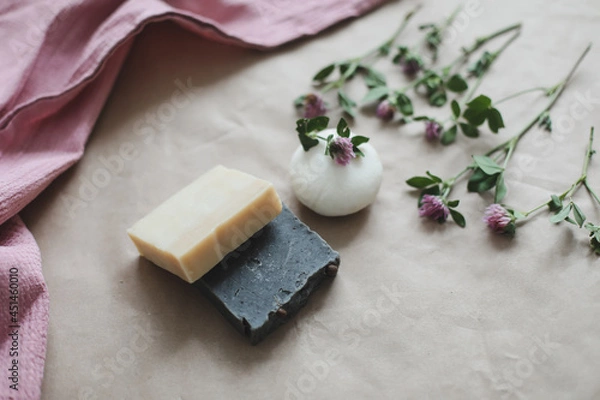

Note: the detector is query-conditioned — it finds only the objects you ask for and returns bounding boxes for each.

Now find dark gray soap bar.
[194,204,340,345]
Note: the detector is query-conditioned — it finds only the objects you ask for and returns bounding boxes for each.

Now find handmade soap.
[127,165,282,283]
[195,205,340,344]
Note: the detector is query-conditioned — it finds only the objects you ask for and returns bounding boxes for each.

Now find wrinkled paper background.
[22,0,600,398]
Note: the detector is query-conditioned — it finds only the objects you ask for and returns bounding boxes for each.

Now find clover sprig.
[296,117,370,166]
[406,45,592,230]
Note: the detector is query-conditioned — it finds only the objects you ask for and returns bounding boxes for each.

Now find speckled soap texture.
[194,205,340,344]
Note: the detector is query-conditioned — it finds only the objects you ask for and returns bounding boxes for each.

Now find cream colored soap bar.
[127,165,283,283]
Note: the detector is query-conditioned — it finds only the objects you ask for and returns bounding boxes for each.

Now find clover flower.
[328,137,356,166]
[303,93,327,118]
[425,121,442,141]
[401,56,423,76]
[419,194,449,223]
[483,204,514,234]
[376,100,395,121]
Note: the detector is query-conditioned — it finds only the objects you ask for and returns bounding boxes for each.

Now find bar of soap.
[195,205,340,344]
[127,165,282,283]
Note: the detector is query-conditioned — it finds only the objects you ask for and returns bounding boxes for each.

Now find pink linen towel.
[0,0,388,398]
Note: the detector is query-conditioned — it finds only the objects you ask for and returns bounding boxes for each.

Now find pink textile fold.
[0,0,387,397]
[0,216,48,400]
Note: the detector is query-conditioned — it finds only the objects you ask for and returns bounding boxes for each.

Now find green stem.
[449,28,520,127]
[392,69,434,100]
[522,202,550,217]
[521,43,590,141]
[502,138,518,169]
[581,126,594,179]
[427,5,462,62]
[321,74,349,93]
[444,165,473,192]
[462,73,485,105]
[557,127,595,201]
[449,44,592,213]
[522,126,595,217]
[320,4,421,93]
[453,166,472,181]
[561,178,584,201]
[400,22,522,96]
[585,181,600,206]
[441,186,452,199]
[583,127,600,205]
[442,5,462,31]
[467,29,520,100]
[484,141,508,157]
[404,71,432,91]
[381,4,423,56]
[494,87,549,106]
[446,22,522,75]
[486,44,592,159]
[523,182,583,217]
[471,23,523,51]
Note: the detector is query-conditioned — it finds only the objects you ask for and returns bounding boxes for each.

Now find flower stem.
[398,22,522,96]
[381,4,423,56]
[522,202,549,217]
[443,28,521,130]
[403,72,431,91]
[585,181,600,206]
[521,44,591,141]
[446,22,522,75]
[321,4,421,93]
[494,87,549,106]
[558,127,595,200]
[472,23,523,51]
[581,126,594,178]
[442,5,462,31]
[443,44,592,212]
[523,178,583,217]
[522,126,596,217]
[460,28,521,108]
[583,127,600,205]
[452,166,473,182]
[441,165,473,198]
[502,138,518,169]
[321,74,349,93]
[486,43,592,160]
[426,5,462,62]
